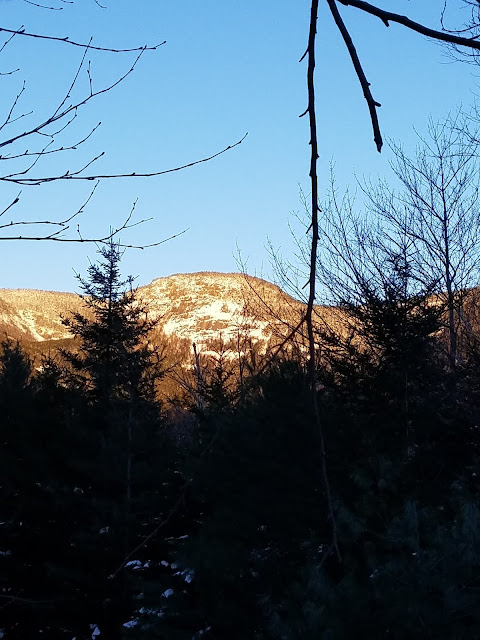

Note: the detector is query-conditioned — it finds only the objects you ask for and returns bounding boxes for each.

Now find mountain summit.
[0,272,304,349]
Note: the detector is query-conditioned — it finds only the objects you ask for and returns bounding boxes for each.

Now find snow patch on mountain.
[15,310,49,342]
[0,272,304,349]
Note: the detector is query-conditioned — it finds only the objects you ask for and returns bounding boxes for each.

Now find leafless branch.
[0,47,146,153]
[0,182,98,229]
[250,316,308,379]
[0,68,20,77]
[0,192,21,218]
[23,0,63,9]
[326,0,382,152]
[0,181,186,247]
[0,221,188,248]
[52,37,94,118]
[0,26,165,53]
[441,0,480,36]
[0,5,243,249]
[0,123,101,160]
[1,134,248,185]
[0,26,20,54]
[304,0,341,562]
[337,0,480,49]
[326,0,480,152]
[0,81,27,132]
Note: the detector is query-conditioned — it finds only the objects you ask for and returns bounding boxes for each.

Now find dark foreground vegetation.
[1,239,480,639]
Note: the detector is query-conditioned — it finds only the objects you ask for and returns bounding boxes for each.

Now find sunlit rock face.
[0,289,82,342]
[0,272,306,350]
[138,272,305,349]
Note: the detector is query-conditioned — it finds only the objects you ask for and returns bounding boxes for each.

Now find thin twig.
[0,193,21,218]
[1,134,248,185]
[23,0,63,9]
[0,26,20,54]
[0,227,188,248]
[0,26,165,53]
[0,48,147,152]
[0,123,102,160]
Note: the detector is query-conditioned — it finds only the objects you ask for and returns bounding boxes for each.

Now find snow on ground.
[15,310,49,342]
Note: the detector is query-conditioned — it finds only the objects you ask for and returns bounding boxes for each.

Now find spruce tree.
[61,240,162,408]
[50,240,171,638]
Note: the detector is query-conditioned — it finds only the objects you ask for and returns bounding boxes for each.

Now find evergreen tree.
[61,240,163,408]
[56,240,172,638]
[0,242,176,639]
[0,340,83,639]
[151,357,326,640]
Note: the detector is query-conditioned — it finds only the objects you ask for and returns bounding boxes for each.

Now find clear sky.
[0,0,478,292]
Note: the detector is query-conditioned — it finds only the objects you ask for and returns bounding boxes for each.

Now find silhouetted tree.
[0,340,84,639]
[0,242,176,638]
[56,240,173,636]
[366,113,480,366]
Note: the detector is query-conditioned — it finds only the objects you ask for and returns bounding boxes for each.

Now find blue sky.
[0,0,478,292]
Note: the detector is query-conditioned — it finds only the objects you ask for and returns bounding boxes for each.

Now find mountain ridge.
[0,271,305,349]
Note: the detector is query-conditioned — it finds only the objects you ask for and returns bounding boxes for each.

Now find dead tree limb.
[303,0,341,562]
[337,0,480,49]
[329,0,480,152]
[326,0,382,152]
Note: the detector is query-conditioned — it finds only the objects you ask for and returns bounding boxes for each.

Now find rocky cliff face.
[140,272,304,348]
[0,272,305,349]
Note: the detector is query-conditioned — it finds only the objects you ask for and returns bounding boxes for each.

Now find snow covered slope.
[0,272,305,349]
[0,289,83,342]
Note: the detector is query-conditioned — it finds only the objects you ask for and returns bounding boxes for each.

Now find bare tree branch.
[0,9,246,249]
[1,134,249,185]
[324,0,480,153]
[0,192,21,218]
[337,0,480,49]
[0,221,188,248]
[0,81,27,132]
[23,0,63,9]
[0,46,147,154]
[441,0,480,36]
[326,0,382,152]
[0,182,187,247]
[0,123,101,160]
[304,0,341,563]
[0,26,165,53]
[0,68,20,77]
[0,26,20,54]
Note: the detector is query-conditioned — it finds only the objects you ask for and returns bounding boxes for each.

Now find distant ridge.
[0,272,305,348]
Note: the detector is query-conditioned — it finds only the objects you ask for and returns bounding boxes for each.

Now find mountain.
[0,272,306,351]
[0,289,83,343]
